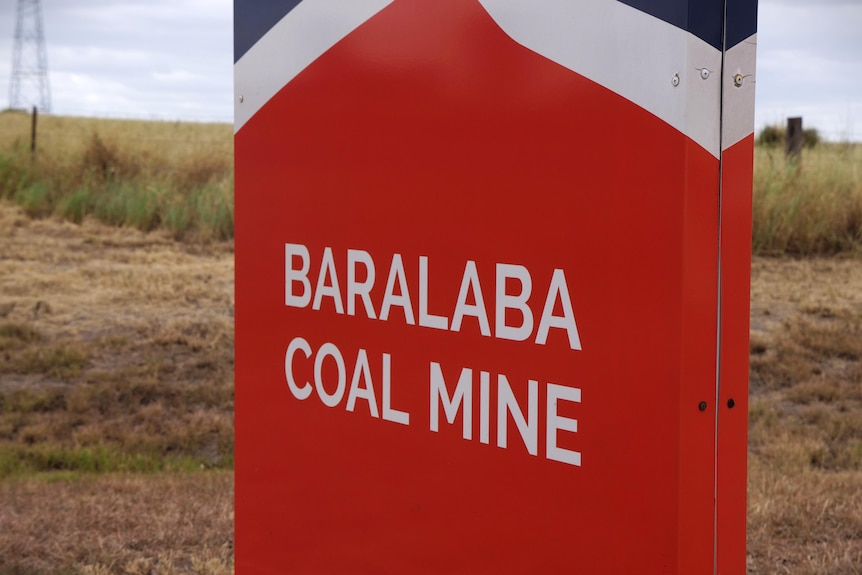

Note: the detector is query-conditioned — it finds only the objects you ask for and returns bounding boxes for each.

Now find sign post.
[234,1,757,572]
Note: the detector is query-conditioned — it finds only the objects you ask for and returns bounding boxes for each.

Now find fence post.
[786,116,803,161]
[30,106,38,155]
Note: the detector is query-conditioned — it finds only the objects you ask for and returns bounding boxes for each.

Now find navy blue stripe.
[616,0,724,51]
[234,0,304,62]
[725,0,758,49]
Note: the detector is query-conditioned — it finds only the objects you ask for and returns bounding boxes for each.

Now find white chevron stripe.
[235,0,755,157]
[721,33,757,151]
[234,0,394,132]
[478,0,724,157]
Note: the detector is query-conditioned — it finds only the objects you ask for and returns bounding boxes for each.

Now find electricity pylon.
[9,0,51,113]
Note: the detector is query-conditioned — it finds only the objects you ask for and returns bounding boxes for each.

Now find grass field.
[1,110,861,254]
[0,110,233,242]
[747,257,862,573]
[1,115,862,573]
[0,203,234,573]
[753,144,862,255]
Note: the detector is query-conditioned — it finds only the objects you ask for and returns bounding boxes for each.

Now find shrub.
[757,124,785,147]
[757,124,822,149]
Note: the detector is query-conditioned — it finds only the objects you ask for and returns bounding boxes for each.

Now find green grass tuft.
[753,144,862,255]
[0,114,233,242]
[3,113,861,254]
[0,444,208,478]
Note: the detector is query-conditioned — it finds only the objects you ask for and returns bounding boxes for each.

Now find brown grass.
[747,256,862,574]
[0,201,234,573]
[0,111,233,241]
[3,110,861,253]
[3,199,862,573]
[0,203,234,476]
[0,472,233,574]
[753,144,862,255]
[748,461,862,574]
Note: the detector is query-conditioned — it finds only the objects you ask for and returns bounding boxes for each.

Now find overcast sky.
[1,0,861,140]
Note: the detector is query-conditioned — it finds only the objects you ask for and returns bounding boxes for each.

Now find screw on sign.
[234,1,758,573]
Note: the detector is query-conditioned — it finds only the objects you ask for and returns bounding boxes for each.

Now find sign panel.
[234,1,757,572]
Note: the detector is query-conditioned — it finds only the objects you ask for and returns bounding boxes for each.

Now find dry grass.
[4,177,862,572]
[0,472,233,574]
[2,110,860,253]
[748,462,862,574]
[753,144,862,255]
[0,203,234,476]
[0,202,234,573]
[747,256,862,574]
[0,110,233,241]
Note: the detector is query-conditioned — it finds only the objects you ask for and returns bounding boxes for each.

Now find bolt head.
[672,74,680,87]
[733,73,744,87]
[700,68,710,80]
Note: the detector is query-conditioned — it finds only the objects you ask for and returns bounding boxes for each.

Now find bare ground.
[1,202,862,574]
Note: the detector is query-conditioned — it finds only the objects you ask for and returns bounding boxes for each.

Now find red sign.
[234,1,757,572]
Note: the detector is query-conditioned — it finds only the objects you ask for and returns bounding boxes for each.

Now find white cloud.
[1,0,233,121]
[755,0,862,140]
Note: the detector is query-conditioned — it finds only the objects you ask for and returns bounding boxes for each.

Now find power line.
[9,0,51,113]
